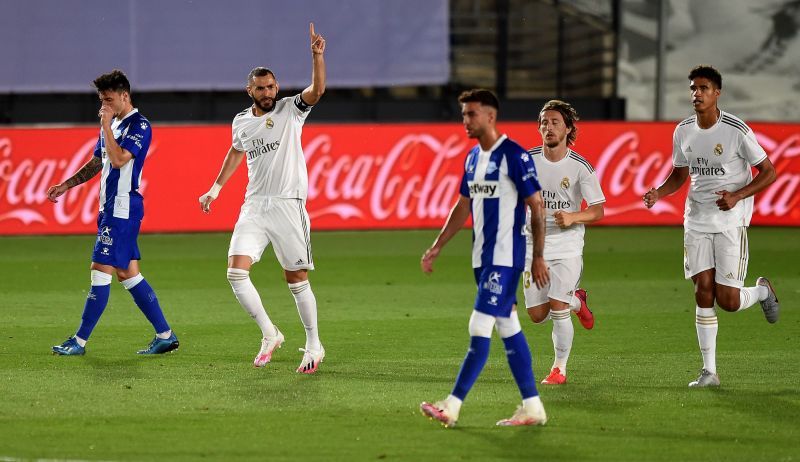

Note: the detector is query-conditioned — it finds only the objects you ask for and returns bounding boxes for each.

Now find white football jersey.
[672,110,768,233]
[232,94,313,200]
[525,147,605,260]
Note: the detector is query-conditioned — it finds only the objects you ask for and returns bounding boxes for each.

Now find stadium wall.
[1,121,798,236]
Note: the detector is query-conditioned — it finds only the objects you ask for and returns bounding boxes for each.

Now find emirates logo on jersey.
[714,143,723,156]
[265,118,274,129]
[560,177,570,189]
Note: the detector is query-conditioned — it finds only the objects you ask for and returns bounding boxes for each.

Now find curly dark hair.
[688,65,722,89]
[93,69,131,94]
[539,99,580,146]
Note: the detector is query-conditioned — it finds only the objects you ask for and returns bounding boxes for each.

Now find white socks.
[737,285,768,311]
[445,394,463,415]
[568,296,581,312]
[226,268,278,338]
[695,306,718,374]
[288,280,321,351]
[550,309,573,373]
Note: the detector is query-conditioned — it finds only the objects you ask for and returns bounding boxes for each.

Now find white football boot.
[253,327,285,367]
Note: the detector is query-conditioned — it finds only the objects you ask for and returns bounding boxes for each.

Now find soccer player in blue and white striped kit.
[47,69,178,356]
[420,89,550,427]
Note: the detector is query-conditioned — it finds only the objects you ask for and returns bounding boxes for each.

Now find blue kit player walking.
[47,69,178,356]
[420,89,550,427]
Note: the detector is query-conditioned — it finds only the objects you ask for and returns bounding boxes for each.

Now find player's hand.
[715,190,740,211]
[553,210,574,228]
[532,256,549,289]
[199,184,222,214]
[46,183,68,203]
[421,247,440,274]
[199,195,215,214]
[310,22,326,55]
[98,104,113,127]
[643,188,659,209]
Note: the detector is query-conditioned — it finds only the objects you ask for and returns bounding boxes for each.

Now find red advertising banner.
[1,121,798,235]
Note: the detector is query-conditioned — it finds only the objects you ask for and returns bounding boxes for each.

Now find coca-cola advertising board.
[1,121,798,235]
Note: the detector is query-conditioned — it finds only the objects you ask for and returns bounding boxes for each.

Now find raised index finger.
[310,22,315,39]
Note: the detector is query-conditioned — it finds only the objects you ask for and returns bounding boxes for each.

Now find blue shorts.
[472,265,522,317]
[91,212,141,270]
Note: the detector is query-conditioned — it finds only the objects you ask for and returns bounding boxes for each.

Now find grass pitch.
[0,228,798,461]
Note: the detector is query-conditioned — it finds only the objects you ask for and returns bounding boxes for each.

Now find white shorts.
[522,256,583,308]
[683,227,748,288]
[228,197,314,271]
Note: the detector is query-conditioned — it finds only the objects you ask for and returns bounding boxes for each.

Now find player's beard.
[253,96,276,113]
[543,132,564,148]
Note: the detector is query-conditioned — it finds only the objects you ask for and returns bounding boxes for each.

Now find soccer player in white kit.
[523,100,605,385]
[199,24,326,373]
[644,65,780,387]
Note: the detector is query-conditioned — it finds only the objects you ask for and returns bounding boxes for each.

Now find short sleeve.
[92,133,102,158]
[291,94,314,122]
[740,129,768,166]
[459,151,473,198]
[672,126,688,167]
[508,149,541,199]
[232,124,244,152]
[118,119,151,157]
[579,168,606,206]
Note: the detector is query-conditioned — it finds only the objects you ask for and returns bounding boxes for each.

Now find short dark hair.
[93,69,131,94]
[247,67,276,84]
[458,89,499,111]
[539,99,580,146]
[688,65,722,89]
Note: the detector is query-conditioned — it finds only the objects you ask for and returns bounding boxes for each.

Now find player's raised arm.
[199,146,246,213]
[301,22,326,106]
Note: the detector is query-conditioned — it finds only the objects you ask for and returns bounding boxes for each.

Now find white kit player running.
[523,100,604,385]
[644,65,780,388]
[199,24,327,374]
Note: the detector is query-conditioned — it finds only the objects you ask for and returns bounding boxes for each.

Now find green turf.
[0,228,798,461]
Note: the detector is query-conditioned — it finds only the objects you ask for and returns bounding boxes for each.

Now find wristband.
[202,183,222,201]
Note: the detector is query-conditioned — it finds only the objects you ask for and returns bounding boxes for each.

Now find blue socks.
[122,274,170,333]
[451,336,491,400]
[503,331,539,399]
[75,271,112,340]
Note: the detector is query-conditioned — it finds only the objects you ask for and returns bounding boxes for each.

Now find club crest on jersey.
[486,161,498,175]
[714,144,723,156]
[98,226,113,245]
[265,118,274,129]
[560,177,570,189]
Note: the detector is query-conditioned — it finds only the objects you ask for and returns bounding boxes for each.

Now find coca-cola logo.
[305,133,466,222]
[0,136,154,228]
[594,130,800,218]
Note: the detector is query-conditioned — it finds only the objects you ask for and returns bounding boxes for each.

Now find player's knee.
[495,314,521,338]
[716,294,739,312]
[284,269,308,284]
[227,268,249,283]
[468,310,495,338]
[527,306,550,324]
[90,269,113,286]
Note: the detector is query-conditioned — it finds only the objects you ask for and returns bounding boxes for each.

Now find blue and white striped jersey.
[92,109,151,220]
[459,135,541,269]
